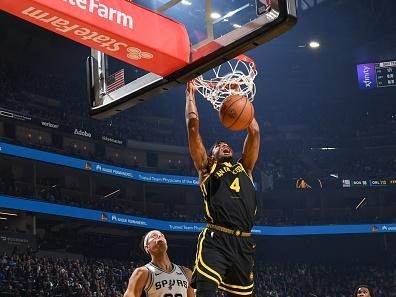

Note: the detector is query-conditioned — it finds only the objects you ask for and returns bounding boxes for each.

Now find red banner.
[1,0,190,76]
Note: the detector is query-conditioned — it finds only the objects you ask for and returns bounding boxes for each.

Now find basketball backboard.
[87,0,297,119]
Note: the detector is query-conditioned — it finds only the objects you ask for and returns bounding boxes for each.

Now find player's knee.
[195,280,218,297]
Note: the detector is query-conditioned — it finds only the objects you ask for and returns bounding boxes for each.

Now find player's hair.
[140,232,150,256]
[208,140,227,156]
[353,284,374,297]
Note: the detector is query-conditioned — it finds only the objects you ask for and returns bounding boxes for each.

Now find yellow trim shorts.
[191,228,256,296]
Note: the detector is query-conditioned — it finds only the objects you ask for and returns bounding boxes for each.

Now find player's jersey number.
[230,177,240,193]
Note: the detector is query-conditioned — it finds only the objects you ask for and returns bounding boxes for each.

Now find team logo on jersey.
[155,279,188,290]
[215,163,244,178]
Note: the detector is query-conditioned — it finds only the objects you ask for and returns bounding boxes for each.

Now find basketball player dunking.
[185,81,260,297]
[123,230,195,297]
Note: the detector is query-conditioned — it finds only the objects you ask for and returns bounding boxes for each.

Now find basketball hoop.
[192,55,257,111]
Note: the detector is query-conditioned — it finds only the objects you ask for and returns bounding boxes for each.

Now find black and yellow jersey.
[200,161,257,232]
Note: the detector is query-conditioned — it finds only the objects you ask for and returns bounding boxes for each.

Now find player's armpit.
[123,266,149,297]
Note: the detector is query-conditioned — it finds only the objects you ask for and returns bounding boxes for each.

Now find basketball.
[219,95,254,131]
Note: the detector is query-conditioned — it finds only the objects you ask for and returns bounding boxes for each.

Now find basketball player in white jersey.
[123,230,195,297]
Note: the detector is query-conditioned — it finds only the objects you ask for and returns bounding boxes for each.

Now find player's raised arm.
[185,81,208,181]
[241,117,260,179]
[123,266,149,297]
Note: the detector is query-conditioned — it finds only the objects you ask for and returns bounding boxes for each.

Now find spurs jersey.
[200,161,257,231]
[144,262,189,297]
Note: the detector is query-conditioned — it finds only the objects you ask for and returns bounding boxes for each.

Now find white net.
[192,55,257,111]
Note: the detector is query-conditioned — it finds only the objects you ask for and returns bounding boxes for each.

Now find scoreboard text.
[357,60,396,90]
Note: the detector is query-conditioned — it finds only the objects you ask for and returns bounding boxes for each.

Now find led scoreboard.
[357,60,396,90]
[343,178,396,188]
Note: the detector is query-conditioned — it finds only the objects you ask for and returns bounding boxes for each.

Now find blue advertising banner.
[357,63,377,90]
[356,60,396,90]
[0,141,198,187]
[1,196,395,236]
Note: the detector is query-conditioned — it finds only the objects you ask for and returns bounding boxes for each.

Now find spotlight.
[309,41,320,48]
[210,12,221,19]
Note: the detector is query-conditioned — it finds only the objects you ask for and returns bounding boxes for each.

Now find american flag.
[106,69,125,93]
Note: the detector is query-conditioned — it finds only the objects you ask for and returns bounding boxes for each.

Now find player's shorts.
[191,227,256,296]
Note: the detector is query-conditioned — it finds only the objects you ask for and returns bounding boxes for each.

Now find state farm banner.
[1,0,190,76]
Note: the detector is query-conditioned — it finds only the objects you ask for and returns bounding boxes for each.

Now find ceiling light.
[181,0,192,5]
[210,12,221,19]
[309,41,320,48]
[233,24,242,28]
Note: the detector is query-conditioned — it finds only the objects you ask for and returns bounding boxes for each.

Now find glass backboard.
[87,0,297,119]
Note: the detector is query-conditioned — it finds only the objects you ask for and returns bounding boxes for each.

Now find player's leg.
[195,279,218,297]
[219,237,255,297]
[192,229,230,297]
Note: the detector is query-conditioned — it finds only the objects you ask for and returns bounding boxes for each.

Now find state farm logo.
[62,0,133,30]
[127,47,153,60]
[21,7,154,58]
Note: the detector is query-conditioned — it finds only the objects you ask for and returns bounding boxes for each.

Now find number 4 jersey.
[200,161,257,232]
[144,262,190,297]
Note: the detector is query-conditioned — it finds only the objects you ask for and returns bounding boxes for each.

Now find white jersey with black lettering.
[144,262,189,297]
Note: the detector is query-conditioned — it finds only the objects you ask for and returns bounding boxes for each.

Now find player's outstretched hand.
[186,80,197,94]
